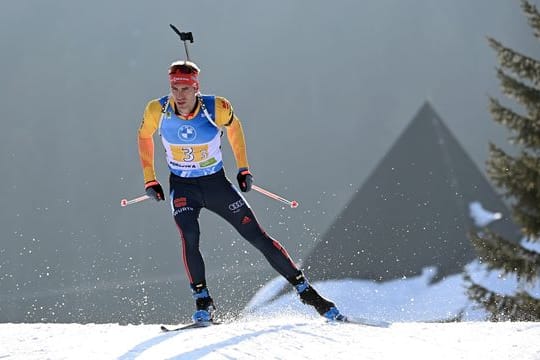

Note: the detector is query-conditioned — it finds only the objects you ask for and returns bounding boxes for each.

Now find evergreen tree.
[466,0,540,321]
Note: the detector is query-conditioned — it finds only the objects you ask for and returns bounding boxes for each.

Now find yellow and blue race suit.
[137,94,302,289]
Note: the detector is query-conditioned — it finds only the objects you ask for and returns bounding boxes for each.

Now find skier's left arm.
[215,96,252,191]
[215,96,249,170]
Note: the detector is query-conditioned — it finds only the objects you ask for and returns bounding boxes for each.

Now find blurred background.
[0,0,535,323]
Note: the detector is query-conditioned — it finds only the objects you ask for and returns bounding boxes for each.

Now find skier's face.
[170,84,198,116]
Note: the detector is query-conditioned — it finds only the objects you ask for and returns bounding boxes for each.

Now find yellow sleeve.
[214,96,249,170]
[137,99,163,183]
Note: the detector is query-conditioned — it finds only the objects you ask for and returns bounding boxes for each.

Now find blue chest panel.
[157,95,224,178]
[159,95,218,144]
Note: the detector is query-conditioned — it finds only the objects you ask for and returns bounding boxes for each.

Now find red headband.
[169,72,199,88]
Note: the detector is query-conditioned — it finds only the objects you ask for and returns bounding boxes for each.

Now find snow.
[246,261,540,323]
[247,267,477,323]
[1,318,539,360]
[469,201,502,227]
[1,199,538,359]
[2,264,540,359]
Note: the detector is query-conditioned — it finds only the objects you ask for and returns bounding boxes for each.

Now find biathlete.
[137,60,345,322]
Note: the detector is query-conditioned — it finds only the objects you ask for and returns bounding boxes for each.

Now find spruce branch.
[469,230,540,282]
[496,69,540,117]
[465,274,540,321]
[488,37,540,85]
[488,97,540,148]
[522,0,540,39]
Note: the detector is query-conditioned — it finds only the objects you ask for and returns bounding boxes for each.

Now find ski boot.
[294,278,347,321]
[191,287,216,323]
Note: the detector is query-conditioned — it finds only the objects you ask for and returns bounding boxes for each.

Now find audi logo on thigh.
[228,199,245,212]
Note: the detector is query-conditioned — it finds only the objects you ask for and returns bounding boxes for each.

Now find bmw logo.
[178,125,196,141]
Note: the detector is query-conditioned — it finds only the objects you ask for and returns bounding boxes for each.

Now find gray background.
[0,0,535,323]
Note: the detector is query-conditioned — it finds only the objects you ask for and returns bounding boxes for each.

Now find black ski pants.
[169,169,301,289]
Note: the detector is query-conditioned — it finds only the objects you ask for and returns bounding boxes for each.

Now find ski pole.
[120,194,150,207]
[251,185,299,209]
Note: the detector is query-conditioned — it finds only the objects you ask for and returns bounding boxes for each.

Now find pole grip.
[120,194,151,207]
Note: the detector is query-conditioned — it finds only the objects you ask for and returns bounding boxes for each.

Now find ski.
[160,317,389,332]
[160,321,221,332]
[338,316,391,328]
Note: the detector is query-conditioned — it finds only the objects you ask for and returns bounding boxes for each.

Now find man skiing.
[137,60,345,323]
